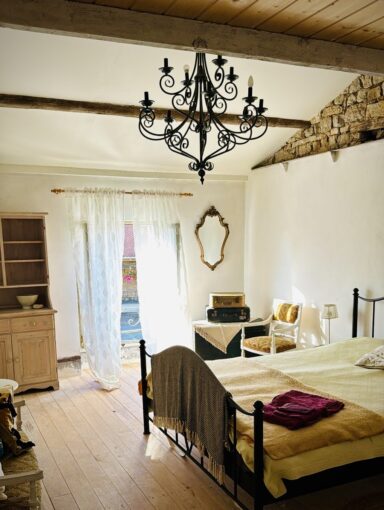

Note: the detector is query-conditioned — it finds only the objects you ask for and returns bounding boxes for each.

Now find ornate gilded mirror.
[195,206,229,271]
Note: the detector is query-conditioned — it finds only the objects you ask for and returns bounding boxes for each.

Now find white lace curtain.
[128,192,191,354]
[67,189,125,390]
[67,188,191,387]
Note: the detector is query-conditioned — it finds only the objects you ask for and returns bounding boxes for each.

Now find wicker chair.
[241,299,303,355]
[0,400,42,509]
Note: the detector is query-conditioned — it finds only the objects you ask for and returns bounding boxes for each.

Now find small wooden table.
[193,320,267,360]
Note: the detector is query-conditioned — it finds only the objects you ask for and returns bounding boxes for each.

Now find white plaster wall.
[0,171,245,358]
[244,139,384,345]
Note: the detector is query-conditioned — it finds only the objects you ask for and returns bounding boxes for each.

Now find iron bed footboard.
[139,339,266,510]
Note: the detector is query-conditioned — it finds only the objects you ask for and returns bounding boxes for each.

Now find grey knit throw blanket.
[152,346,231,484]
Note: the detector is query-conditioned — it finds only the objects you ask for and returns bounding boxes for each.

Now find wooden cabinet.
[0,213,58,392]
[0,334,14,379]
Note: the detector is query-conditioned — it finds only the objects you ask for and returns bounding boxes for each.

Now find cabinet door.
[12,330,57,386]
[0,334,15,379]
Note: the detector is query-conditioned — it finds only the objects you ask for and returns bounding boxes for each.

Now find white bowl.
[16,295,38,309]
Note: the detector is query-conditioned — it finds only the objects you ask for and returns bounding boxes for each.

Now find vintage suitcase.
[206,306,250,323]
[209,292,245,308]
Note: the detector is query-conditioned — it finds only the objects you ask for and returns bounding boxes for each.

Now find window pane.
[123,223,135,258]
[121,225,142,343]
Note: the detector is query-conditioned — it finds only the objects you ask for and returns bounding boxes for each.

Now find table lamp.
[322,304,338,343]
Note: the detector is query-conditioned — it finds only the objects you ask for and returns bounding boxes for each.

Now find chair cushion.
[1,431,41,505]
[243,336,296,353]
[273,303,299,324]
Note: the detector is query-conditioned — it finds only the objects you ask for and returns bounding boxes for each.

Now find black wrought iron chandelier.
[138,52,268,184]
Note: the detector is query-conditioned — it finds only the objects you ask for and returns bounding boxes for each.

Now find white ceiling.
[0,28,357,179]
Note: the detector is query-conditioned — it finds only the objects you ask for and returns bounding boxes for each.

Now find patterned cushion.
[273,303,299,324]
[243,336,296,353]
[355,345,384,369]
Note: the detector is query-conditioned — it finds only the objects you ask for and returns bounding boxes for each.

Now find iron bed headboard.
[352,287,384,338]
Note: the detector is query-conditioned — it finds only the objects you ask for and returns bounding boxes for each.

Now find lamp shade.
[322,304,338,320]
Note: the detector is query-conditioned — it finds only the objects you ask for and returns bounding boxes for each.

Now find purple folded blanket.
[263,390,344,430]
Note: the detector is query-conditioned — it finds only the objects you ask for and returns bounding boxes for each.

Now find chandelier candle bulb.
[248,75,254,88]
[183,64,190,81]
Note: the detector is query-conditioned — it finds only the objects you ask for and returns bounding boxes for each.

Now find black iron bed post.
[139,339,150,435]
[371,302,376,337]
[253,400,264,510]
[352,288,359,338]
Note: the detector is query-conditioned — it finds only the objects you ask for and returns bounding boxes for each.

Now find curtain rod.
[51,188,193,197]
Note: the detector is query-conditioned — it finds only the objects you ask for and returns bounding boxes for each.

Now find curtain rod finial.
[51,188,65,194]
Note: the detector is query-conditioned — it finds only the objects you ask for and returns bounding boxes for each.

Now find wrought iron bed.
[139,289,384,510]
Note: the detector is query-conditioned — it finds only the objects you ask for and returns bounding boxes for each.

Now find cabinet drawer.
[11,315,53,333]
[0,319,10,334]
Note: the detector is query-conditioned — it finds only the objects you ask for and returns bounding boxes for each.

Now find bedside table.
[193,320,267,360]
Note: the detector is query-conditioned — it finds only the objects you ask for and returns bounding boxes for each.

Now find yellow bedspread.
[207,337,384,497]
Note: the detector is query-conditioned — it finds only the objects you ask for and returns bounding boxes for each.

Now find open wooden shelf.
[5,259,45,263]
[0,213,58,393]
[4,241,44,244]
[0,214,50,307]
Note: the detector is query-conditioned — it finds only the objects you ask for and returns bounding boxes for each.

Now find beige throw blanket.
[151,346,231,484]
[213,361,384,460]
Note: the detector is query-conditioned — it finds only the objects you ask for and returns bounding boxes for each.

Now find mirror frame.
[195,206,229,271]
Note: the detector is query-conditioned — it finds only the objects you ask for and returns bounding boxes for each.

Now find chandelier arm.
[202,131,237,166]
[139,122,168,141]
[208,94,228,117]
[202,54,225,94]
[235,117,269,142]
[160,78,194,109]
[159,55,198,99]
[138,109,195,143]
[164,129,199,167]
[139,92,197,140]
[171,84,199,123]
[201,54,237,106]
[165,141,199,166]
[167,110,196,147]
[211,114,268,142]
[138,110,169,141]
[163,110,201,163]
[201,56,228,116]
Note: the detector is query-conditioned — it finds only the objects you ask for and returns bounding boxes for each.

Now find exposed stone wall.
[259,75,384,167]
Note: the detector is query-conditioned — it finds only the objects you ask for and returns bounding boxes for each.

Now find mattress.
[207,337,384,497]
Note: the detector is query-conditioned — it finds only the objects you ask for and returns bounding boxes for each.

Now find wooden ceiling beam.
[0,0,383,75]
[0,94,311,129]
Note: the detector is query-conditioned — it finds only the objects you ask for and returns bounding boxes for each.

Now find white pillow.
[355,344,384,369]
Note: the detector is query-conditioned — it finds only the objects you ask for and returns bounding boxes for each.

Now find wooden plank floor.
[19,362,383,510]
